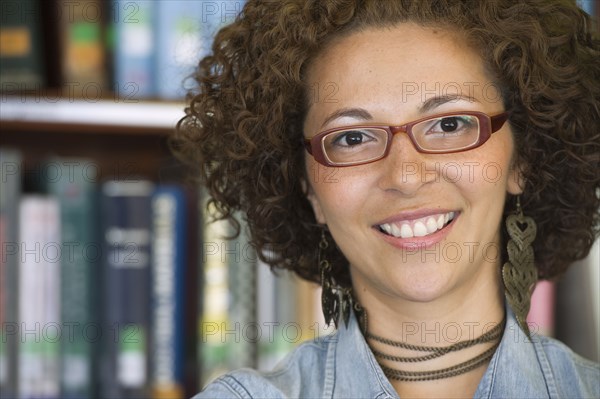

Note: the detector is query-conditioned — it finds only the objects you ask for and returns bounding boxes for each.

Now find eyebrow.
[320,108,373,129]
[319,94,481,129]
[419,94,480,113]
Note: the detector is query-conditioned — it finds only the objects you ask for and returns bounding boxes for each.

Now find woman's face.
[304,23,523,304]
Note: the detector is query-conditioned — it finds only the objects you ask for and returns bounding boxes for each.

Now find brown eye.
[341,131,365,146]
[440,117,459,132]
[330,130,375,147]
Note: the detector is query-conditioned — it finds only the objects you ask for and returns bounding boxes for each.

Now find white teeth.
[436,215,444,229]
[413,221,428,237]
[426,217,438,233]
[379,211,456,239]
[400,224,414,238]
[381,223,393,235]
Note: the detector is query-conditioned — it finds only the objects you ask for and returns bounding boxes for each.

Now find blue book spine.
[113,0,155,98]
[100,180,154,399]
[154,0,245,99]
[150,186,187,398]
[577,0,596,16]
[154,0,204,100]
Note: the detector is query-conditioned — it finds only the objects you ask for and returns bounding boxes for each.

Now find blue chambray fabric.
[193,306,600,398]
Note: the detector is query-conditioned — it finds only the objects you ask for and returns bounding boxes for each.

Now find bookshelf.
[0,95,184,177]
[0,0,215,397]
[1,1,597,399]
[0,2,321,398]
[0,93,202,399]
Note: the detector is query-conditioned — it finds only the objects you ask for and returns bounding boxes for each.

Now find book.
[150,185,187,399]
[0,0,45,90]
[57,0,108,97]
[154,0,204,100]
[527,280,556,337]
[225,215,257,371]
[198,197,232,386]
[154,0,245,99]
[555,239,600,362]
[44,157,98,399]
[0,148,22,399]
[181,187,200,398]
[255,266,329,371]
[197,194,259,386]
[99,180,154,399]
[576,0,596,16]
[18,196,61,399]
[113,0,155,99]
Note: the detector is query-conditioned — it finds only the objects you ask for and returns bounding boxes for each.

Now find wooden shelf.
[0,95,186,135]
[0,95,189,182]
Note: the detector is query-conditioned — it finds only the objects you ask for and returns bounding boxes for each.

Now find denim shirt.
[194,307,599,398]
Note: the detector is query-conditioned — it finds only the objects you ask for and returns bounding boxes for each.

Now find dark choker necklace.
[359,307,505,382]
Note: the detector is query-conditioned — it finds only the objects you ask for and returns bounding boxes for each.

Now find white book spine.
[18,197,61,399]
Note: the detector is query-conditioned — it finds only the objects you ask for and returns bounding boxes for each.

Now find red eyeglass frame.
[304,111,510,167]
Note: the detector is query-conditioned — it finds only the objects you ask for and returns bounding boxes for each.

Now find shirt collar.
[330,310,399,398]
[474,305,553,398]
[329,304,552,398]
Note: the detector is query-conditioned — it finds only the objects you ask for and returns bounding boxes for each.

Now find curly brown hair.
[173,0,600,287]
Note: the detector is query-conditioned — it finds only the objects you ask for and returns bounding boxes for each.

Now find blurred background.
[0,1,598,398]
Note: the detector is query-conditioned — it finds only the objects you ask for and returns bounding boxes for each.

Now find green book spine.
[0,148,22,398]
[45,158,98,399]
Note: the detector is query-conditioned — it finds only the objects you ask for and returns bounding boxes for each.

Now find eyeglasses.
[304,111,510,167]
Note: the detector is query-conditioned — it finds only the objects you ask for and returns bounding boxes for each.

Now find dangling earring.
[318,229,352,328]
[502,196,538,338]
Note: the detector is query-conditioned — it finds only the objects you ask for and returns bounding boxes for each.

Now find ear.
[301,178,327,224]
[507,162,525,195]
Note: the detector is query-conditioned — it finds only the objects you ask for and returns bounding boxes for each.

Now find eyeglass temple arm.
[491,111,511,133]
[304,139,313,154]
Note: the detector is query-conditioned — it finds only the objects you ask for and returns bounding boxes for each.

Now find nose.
[376,131,438,195]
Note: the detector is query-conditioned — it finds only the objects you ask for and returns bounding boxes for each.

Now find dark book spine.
[100,180,153,399]
[0,0,45,90]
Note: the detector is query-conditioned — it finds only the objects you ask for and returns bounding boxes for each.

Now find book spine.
[18,196,61,399]
[0,148,22,399]
[226,215,256,371]
[182,187,199,398]
[198,194,231,386]
[150,186,187,399]
[555,240,600,362]
[155,0,248,99]
[576,0,596,16]
[41,199,61,399]
[100,180,153,399]
[256,258,278,371]
[44,158,98,399]
[0,0,45,90]
[113,0,155,99]
[527,280,556,337]
[57,0,107,96]
[154,0,203,100]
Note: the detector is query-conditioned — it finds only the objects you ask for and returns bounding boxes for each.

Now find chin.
[386,273,452,303]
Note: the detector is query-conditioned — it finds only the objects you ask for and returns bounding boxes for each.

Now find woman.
[174,0,600,397]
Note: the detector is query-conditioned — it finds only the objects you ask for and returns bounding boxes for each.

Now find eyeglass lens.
[321,114,481,165]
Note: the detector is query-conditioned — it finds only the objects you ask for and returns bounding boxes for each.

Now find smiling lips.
[377,211,456,239]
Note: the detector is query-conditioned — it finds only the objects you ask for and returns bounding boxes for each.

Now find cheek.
[446,133,515,194]
[306,160,371,222]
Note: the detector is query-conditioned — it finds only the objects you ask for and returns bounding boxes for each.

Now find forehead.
[304,23,499,116]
